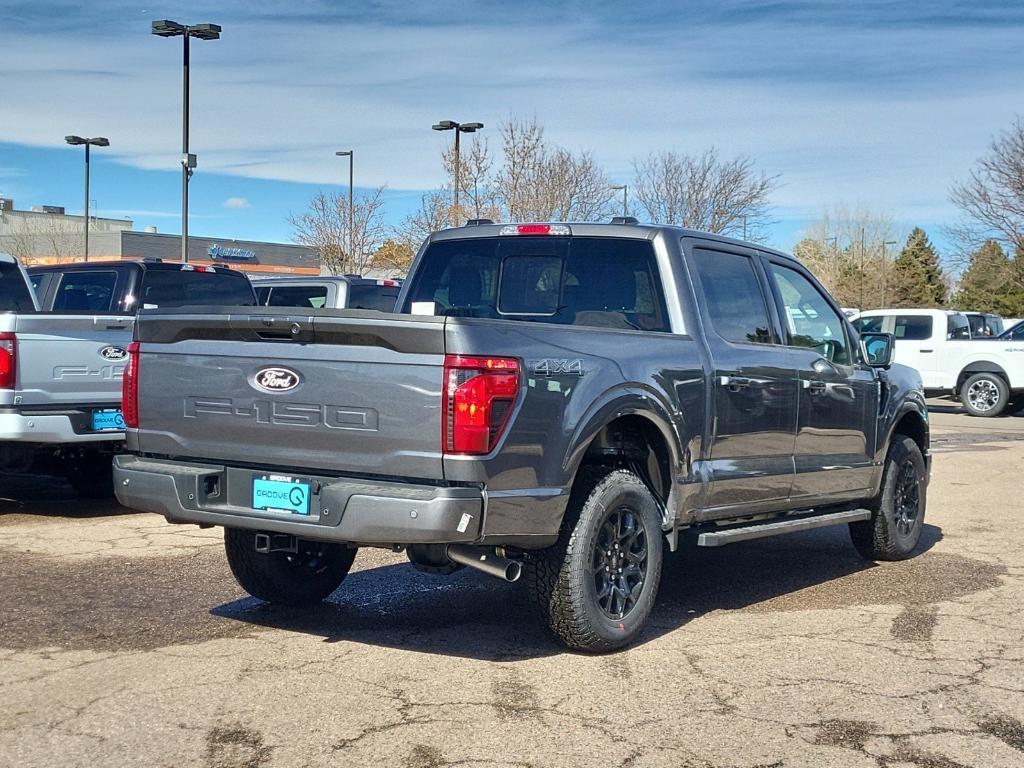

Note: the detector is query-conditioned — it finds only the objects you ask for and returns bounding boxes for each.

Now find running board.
[697,509,871,547]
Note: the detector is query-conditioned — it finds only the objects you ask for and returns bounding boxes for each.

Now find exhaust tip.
[505,560,522,583]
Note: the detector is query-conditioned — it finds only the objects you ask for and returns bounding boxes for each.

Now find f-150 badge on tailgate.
[251,366,301,393]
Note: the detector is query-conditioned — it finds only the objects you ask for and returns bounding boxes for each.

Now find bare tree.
[396,189,452,253]
[950,119,1024,289]
[442,138,501,223]
[493,117,613,222]
[289,186,389,275]
[631,149,779,240]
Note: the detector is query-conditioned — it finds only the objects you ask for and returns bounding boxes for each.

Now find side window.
[947,316,971,340]
[768,263,851,365]
[53,271,117,312]
[893,315,933,341]
[852,315,884,334]
[691,249,773,344]
[1012,324,1024,341]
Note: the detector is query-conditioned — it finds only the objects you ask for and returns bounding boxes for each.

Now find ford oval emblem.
[252,366,301,393]
[99,345,128,361]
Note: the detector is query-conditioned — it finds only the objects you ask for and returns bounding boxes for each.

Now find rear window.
[140,269,256,308]
[403,237,670,332]
[0,261,36,312]
[53,270,118,312]
[893,315,933,341]
[347,284,401,312]
[263,285,329,309]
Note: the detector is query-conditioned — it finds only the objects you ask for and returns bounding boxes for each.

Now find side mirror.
[860,332,894,368]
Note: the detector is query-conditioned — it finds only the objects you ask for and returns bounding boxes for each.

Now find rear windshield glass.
[263,285,329,309]
[403,237,669,332]
[140,270,256,308]
[347,284,401,312]
[0,261,36,312]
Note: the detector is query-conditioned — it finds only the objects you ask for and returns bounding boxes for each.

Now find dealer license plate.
[252,476,311,515]
[92,409,126,431]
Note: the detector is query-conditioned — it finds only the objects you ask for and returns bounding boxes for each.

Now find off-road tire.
[849,435,927,561]
[224,528,357,606]
[960,372,1009,417]
[527,468,663,652]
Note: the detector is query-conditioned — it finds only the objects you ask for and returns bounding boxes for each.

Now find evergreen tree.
[951,240,1024,316]
[889,228,946,307]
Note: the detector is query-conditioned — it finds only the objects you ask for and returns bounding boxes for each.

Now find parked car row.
[851,308,1024,417]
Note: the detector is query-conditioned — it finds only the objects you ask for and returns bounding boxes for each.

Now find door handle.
[802,380,827,394]
[919,349,934,353]
[719,375,752,391]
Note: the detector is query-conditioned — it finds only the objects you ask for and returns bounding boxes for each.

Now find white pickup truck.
[853,308,1024,417]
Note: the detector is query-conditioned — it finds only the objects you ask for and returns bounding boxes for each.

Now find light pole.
[152,19,221,263]
[432,120,483,227]
[335,151,354,269]
[880,239,898,307]
[64,135,109,261]
[610,185,628,217]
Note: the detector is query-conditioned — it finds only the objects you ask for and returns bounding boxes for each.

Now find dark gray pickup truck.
[114,221,930,651]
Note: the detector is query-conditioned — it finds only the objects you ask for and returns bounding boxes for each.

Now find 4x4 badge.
[251,367,302,393]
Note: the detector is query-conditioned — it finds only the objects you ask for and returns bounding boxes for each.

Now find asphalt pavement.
[1,406,1023,767]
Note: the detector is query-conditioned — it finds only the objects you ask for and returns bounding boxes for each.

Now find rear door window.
[347,284,401,311]
[893,315,933,341]
[852,315,885,334]
[404,237,670,332]
[0,261,36,311]
[264,285,329,308]
[140,270,256,308]
[52,270,118,311]
[691,249,774,344]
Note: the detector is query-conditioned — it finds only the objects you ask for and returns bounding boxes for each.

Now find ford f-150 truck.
[852,308,1024,416]
[114,222,930,651]
[2,259,255,494]
[253,275,402,311]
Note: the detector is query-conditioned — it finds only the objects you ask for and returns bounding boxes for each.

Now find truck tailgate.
[11,313,133,407]
[132,310,447,480]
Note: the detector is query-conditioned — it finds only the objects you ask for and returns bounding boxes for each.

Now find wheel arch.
[957,361,1009,391]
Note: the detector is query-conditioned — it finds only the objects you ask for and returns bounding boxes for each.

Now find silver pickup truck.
[2,257,256,494]
[114,222,930,651]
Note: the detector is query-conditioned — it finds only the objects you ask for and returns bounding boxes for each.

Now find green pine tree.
[889,228,946,307]
[951,240,1024,316]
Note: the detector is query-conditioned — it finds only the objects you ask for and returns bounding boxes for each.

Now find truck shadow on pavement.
[212,523,949,659]
[0,470,131,520]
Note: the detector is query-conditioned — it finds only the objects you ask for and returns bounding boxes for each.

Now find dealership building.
[0,198,320,275]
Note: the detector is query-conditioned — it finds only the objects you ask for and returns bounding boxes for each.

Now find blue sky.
[2,0,1023,254]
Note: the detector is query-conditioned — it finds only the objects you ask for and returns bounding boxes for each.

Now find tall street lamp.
[610,185,628,217]
[64,135,109,261]
[336,151,354,269]
[432,120,483,227]
[152,19,221,263]
[880,239,898,307]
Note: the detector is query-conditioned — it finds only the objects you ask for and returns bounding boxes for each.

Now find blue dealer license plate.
[92,409,126,431]
[252,477,311,515]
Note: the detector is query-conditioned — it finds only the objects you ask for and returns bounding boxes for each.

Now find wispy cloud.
[223,196,251,209]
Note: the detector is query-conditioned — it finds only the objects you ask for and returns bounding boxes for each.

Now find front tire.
[849,436,927,561]
[224,528,357,606]
[527,469,664,652]
[961,372,1009,417]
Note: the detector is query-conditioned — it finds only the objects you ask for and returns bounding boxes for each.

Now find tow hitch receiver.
[254,532,298,554]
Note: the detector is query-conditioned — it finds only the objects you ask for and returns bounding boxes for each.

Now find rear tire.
[224,528,356,606]
[961,372,1009,417]
[527,469,663,652]
[849,436,927,561]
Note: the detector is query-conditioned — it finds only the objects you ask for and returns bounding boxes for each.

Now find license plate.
[92,409,126,431]
[252,477,311,515]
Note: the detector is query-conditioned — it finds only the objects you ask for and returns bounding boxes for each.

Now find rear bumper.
[113,455,485,545]
[0,409,124,444]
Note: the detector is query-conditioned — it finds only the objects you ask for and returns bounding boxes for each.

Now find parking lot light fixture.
[610,185,628,217]
[65,135,110,261]
[151,19,222,262]
[432,120,484,227]
[336,151,354,268]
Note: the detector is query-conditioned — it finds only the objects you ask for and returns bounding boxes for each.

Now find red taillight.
[442,355,520,455]
[122,341,141,428]
[0,333,16,390]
